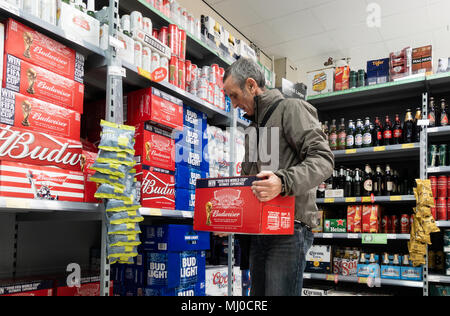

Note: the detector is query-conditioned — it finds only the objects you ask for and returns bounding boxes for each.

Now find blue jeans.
[249,223,314,296]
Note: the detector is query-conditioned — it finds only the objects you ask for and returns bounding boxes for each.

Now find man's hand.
[252,171,283,202]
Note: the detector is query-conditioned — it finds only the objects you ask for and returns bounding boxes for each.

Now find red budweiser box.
[82,150,100,203]
[127,87,183,131]
[0,124,83,171]
[0,279,53,296]
[0,160,84,202]
[135,122,175,171]
[3,54,84,114]
[4,18,84,83]
[136,164,175,210]
[55,276,113,296]
[194,176,296,235]
[0,88,81,140]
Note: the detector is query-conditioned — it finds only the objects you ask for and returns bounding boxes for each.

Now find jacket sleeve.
[275,100,334,197]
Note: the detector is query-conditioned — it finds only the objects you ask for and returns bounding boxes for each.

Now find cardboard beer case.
[4,18,84,83]
[0,88,81,140]
[194,176,296,235]
[136,164,175,210]
[3,54,85,114]
[0,279,54,296]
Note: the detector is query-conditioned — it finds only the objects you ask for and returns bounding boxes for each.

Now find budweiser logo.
[211,209,241,218]
[32,47,68,65]
[0,125,82,168]
[36,81,71,98]
[31,112,68,127]
[142,172,175,196]
[72,16,91,31]
[35,173,68,186]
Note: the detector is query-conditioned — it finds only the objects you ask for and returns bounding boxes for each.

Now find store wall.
[0,214,15,279]
[176,0,274,71]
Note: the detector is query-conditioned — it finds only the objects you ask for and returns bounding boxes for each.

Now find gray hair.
[224,58,265,90]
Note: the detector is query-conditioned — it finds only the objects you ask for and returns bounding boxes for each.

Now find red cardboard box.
[347,205,362,233]
[82,150,100,203]
[335,66,350,91]
[194,176,296,235]
[0,279,53,296]
[135,122,175,171]
[137,164,175,210]
[0,161,84,202]
[4,18,84,83]
[127,87,183,130]
[0,124,83,171]
[362,205,382,233]
[56,276,113,296]
[0,88,81,140]
[3,54,84,114]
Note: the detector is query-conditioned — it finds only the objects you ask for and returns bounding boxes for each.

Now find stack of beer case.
[0,18,89,203]
[111,224,210,296]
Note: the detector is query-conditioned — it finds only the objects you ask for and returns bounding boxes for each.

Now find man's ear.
[246,78,258,95]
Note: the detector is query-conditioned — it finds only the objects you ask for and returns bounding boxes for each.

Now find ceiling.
[205,0,450,83]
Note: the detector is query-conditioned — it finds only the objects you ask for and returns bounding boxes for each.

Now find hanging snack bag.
[98,120,136,155]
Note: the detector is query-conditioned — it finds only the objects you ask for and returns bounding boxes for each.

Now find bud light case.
[144,281,205,296]
[183,105,207,133]
[175,188,196,212]
[146,250,206,288]
[175,143,209,172]
[175,164,207,190]
[174,125,206,155]
[142,224,210,252]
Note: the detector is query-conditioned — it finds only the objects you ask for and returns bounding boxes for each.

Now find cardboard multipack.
[194,176,295,235]
[306,68,334,97]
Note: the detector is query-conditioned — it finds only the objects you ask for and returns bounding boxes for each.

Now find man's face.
[224,76,255,116]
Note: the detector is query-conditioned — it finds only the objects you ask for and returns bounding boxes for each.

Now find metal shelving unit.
[332,143,420,162]
[317,195,416,204]
[313,233,411,240]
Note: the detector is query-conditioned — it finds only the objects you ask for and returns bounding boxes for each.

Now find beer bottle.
[362,117,372,148]
[403,109,414,144]
[329,119,338,151]
[393,169,400,195]
[323,121,329,140]
[393,114,403,145]
[363,164,373,196]
[353,168,362,197]
[354,119,363,148]
[317,181,326,198]
[372,117,383,147]
[344,169,353,197]
[402,254,410,267]
[337,118,347,150]
[393,254,400,266]
[385,165,394,196]
[413,107,422,143]
[359,253,367,264]
[374,165,384,196]
[428,97,436,127]
[346,120,355,149]
[440,99,448,127]
[383,115,393,146]
[369,253,377,264]
[338,166,346,190]
[382,253,390,265]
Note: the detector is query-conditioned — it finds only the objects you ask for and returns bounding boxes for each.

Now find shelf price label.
[345,197,357,203]
[345,149,357,154]
[390,196,403,201]
[137,67,152,80]
[324,198,335,203]
[401,143,415,149]
[373,146,386,152]
[361,234,388,245]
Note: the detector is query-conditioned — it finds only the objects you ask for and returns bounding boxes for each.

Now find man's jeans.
[249,223,314,296]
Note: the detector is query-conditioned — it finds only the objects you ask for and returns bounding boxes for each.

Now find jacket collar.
[246,89,285,125]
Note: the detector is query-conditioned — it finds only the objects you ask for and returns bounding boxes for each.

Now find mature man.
[223,58,334,296]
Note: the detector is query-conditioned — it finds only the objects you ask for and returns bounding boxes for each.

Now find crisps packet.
[107,245,139,259]
[106,210,144,225]
[90,161,131,178]
[106,199,141,213]
[107,222,142,235]
[99,120,136,155]
[96,150,136,167]
[108,234,141,247]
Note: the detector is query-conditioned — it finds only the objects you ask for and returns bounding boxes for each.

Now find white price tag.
[322,233,333,239]
[109,36,125,50]
[387,234,397,240]
[347,234,359,239]
[108,66,126,77]
[428,167,440,173]
[417,119,430,127]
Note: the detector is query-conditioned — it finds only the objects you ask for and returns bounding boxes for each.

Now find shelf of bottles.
[303,273,423,288]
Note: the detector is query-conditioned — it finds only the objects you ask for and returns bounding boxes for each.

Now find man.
[223,58,334,296]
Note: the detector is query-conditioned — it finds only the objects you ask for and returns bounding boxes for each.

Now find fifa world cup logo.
[80,154,87,173]
[205,202,213,226]
[145,141,151,161]
[23,32,33,59]
[21,101,32,127]
[26,68,37,94]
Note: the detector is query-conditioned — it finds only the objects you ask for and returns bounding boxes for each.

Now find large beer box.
[175,188,196,212]
[305,245,332,274]
[380,255,403,280]
[127,87,183,131]
[367,58,390,85]
[174,125,207,155]
[82,149,101,204]
[194,176,295,235]
[0,124,83,171]
[55,276,113,296]
[4,18,84,83]
[3,54,85,114]
[183,105,207,133]
[205,266,242,297]
[412,45,432,75]
[400,266,423,281]
[357,254,380,278]
[142,224,210,252]
[0,89,81,140]
[145,281,205,296]
[0,161,84,202]
[146,250,206,289]
[57,1,100,47]
[135,122,175,171]
[136,164,175,210]
[324,219,347,233]
[175,164,208,191]
[0,279,53,296]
